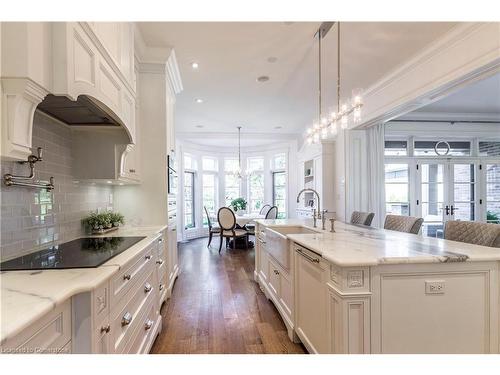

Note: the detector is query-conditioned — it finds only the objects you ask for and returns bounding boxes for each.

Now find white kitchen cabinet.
[294,245,329,354]
[52,22,136,143]
[268,257,281,299]
[165,225,179,299]
[156,231,169,305]
[0,299,72,354]
[93,317,111,354]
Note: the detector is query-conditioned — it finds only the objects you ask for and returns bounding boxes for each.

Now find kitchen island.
[254,219,500,354]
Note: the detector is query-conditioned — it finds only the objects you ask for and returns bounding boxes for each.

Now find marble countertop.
[0,225,167,345]
[256,219,500,267]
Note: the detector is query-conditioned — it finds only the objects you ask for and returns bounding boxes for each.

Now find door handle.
[444,205,450,216]
[450,205,458,216]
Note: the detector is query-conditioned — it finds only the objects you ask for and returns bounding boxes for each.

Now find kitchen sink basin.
[264,226,319,270]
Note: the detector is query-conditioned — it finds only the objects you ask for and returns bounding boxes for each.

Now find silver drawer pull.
[129,169,136,173]
[158,238,163,243]
[123,274,131,281]
[159,284,164,291]
[144,283,152,293]
[274,269,279,275]
[122,312,133,326]
[156,259,164,265]
[100,324,111,333]
[145,319,154,331]
[296,248,320,263]
[145,254,152,260]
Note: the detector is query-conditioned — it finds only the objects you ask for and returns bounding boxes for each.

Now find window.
[202,156,218,172]
[385,163,410,216]
[486,163,500,223]
[183,171,195,229]
[384,140,408,156]
[273,153,286,170]
[273,171,286,218]
[479,141,500,157]
[414,141,471,156]
[224,158,241,206]
[183,153,196,170]
[453,164,476,221]
[202,174,217,227]
[247,157,264,213]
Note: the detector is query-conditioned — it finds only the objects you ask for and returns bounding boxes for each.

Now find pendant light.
[306,22,363,144]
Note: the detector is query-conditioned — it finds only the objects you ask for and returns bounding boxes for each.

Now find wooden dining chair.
[259,204,271,216]
[204,206,220,248]
[266,206,278,219]
[217,207,249,253]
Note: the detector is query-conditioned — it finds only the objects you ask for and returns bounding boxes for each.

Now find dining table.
[235,213,265,227]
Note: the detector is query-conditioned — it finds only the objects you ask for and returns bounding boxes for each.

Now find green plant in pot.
[82,211,125,233]
[230,197,247,215]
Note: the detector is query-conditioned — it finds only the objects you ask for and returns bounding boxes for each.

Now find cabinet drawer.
[125,299,158,354]
[110,268,156,353]
[1,300,71,354]
[110,241,155,306]
[268,257,281,298]
[93,281,110,326]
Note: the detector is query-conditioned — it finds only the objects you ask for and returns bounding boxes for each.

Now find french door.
[417,160,478,238]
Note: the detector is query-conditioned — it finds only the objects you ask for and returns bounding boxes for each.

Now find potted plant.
[82,211,125,234]
[230,197,247,215]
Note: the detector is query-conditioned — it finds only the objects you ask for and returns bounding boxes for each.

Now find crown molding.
[398,111,500,122]
[166,50,183,95]
[356,22,500,129]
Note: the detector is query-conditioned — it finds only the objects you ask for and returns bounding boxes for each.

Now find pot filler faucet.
[296,188,327,229]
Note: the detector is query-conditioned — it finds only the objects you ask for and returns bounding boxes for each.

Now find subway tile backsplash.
[0,112,113,261]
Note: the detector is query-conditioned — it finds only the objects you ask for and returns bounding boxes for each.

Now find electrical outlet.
[425,280,445,295]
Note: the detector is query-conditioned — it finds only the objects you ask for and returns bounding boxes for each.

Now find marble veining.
[0,225,167,345]
[256,219,500,267]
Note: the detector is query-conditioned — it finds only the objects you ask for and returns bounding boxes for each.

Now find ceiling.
[137,22,458,144]
[415,72,500,115]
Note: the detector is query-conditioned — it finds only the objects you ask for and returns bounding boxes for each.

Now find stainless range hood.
[36,94,122,127]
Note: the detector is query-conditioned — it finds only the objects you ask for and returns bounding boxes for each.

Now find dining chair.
[384,214,424,235]
[444,220,500,248]
[259,204,271,216]
[350,211,375,226]
[204,206,220,248]
[265,206,278,219]
[217,207,249,253]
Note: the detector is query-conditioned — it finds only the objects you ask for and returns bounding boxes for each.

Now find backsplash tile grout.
[1,112,113,261]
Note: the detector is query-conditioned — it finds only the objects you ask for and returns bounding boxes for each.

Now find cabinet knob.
[123,274,131,281]
[156,259,164,265]
[129,169,136,173]
[158,238,163,243]
[100,324,111,333]
[145,319,154,331]
[122,312,133,326]
[159,284,164,291]
[144,283,152,293]
[145,254,152,260]
[274,269,279,275]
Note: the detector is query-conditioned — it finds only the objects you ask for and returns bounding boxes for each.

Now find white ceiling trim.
[166,49,183,95]
[398,111,500,122]
[355,22,500,129]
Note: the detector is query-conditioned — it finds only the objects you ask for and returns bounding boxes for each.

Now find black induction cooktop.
[0,236,146,271]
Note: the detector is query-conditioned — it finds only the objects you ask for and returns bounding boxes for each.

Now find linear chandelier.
[306,22,363,145]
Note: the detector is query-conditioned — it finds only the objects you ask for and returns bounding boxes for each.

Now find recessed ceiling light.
[196,125,204,128]
[267,56,278,63]
[195,98,204,103]
[191,62,199,69]
[257,75,270,83]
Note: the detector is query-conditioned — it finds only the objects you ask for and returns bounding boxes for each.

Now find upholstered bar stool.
[444,220,500,248]
[350,211,375,226]
[384,214,424,234]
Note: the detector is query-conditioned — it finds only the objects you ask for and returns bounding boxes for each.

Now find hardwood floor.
[150,237,307,354]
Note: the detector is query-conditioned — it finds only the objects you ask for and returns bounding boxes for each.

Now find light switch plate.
[425,280,445,295]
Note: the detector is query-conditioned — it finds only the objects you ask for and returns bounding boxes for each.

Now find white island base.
[254,219,499,354]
